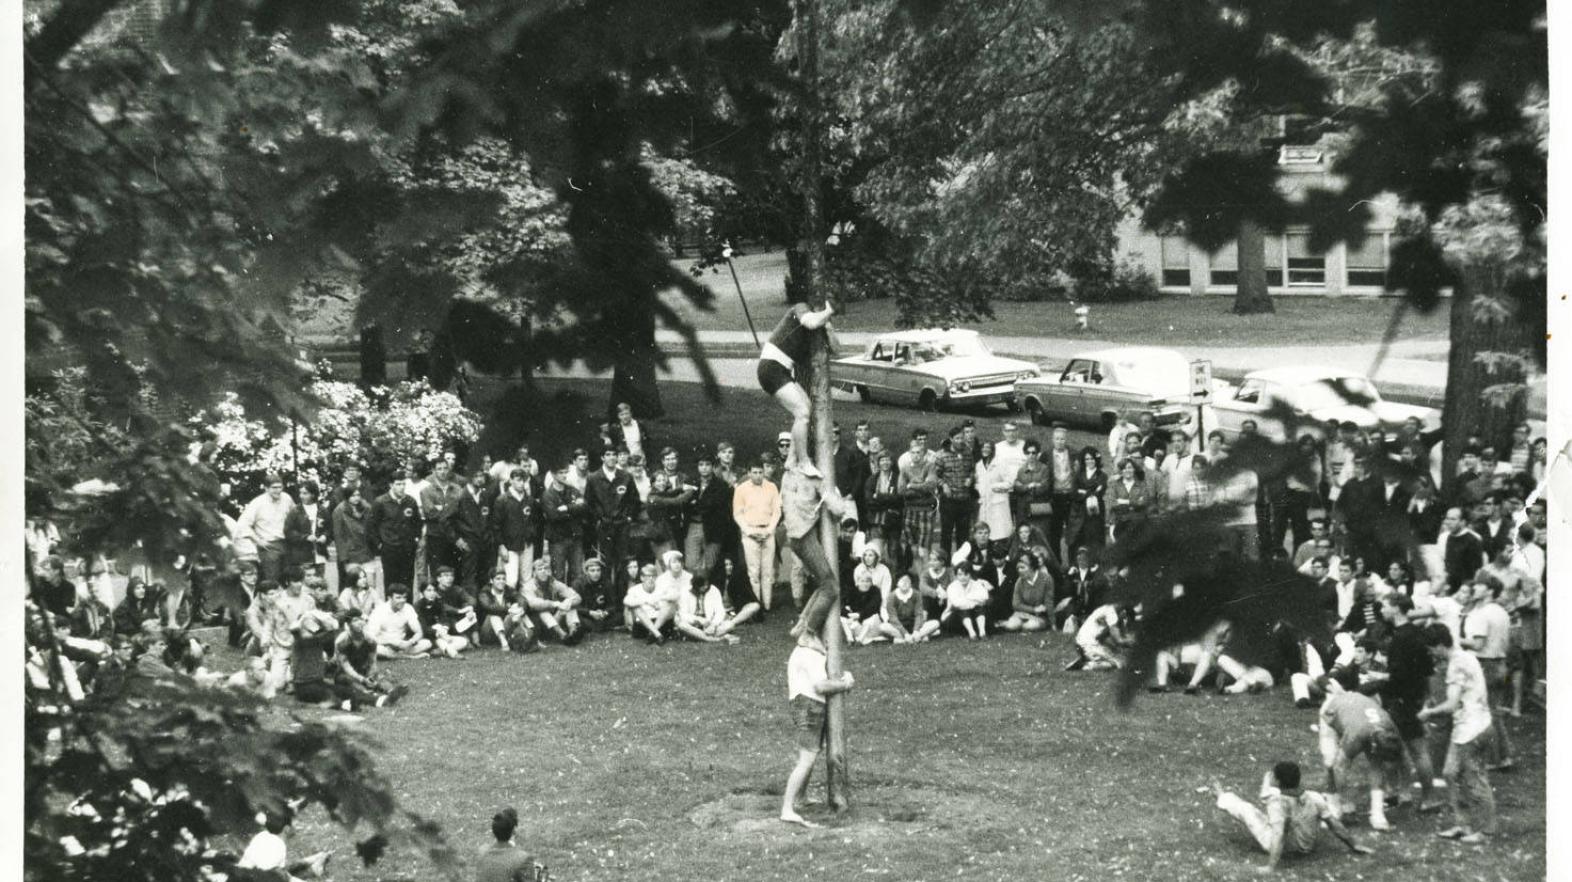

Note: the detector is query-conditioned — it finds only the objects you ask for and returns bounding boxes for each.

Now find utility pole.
[793,0,849,813]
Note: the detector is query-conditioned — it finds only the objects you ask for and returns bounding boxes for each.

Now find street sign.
[1190,360,1213,403]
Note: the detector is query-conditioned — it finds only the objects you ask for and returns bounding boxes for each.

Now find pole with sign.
[1190,360,1213,440]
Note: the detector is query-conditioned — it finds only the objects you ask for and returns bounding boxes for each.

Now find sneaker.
[374,695,389,708]
[386,685,410,706]
[341,700,354,712]
[1436,827,1467,840]
[1457,832,1488,845]
[1148,685,1169,694]
[723,635,741,645]
[1295,697,1313,709]
[1063,654,1087,672]
[1370,817,1392,832]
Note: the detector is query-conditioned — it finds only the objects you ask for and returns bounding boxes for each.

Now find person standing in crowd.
[453,470,493,590]
[1068,448,1108,557]
[733,462,782,610]
[238,474,294,583]
[832,422,870,505]
[1460,579,1514,771]
[1439,507,1484,593]
[975,441,1015,545]
[1107,457,1152,544]
[648,447,696,561]
[686,451,731,581]
[935,426,977,555]
[367,475,423,591]
[608,401,652,464]
[493,468,538,589]
[419,458,466,576]
[542,462,588,585]
[898,430,940,574]
[586,447,639,588]
[332,486,376,596]
[1378,593,1440,813]
[1013,439,1052,536]
[861,450,903,561]
[1418,624,1498,844]
[285,483,329,580]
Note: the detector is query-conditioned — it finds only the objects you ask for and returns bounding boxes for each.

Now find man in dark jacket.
[454,471,493,590]
[832,423,870,503]
[419,459,465,575]
[687,452,734,580]
[366,476,423,590]
[491,468,539,588]
[1440,506,1484,593]
[1335,457,1384,570]
[543,464,588,584]
[585,447,639,598]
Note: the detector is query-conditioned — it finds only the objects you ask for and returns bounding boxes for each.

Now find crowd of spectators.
[24,402,1546,845]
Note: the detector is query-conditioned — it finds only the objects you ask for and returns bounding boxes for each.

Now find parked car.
[1206,366,1440,441]
[1014,347,1197,431]
[830,329,1040,411]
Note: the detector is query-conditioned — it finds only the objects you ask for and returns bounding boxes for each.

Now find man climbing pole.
[757,302,836,478]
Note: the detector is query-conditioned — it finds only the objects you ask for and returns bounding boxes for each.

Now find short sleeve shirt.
[1445,651,1493,744]
[787,645,828,703]
[1266,790,1337,854]
[1463,603,1511,659]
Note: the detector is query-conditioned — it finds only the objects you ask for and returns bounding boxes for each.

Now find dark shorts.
[757,359,795,396]
[790,694,827,752]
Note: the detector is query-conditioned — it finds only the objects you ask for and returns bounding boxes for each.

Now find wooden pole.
[794,0,849,813]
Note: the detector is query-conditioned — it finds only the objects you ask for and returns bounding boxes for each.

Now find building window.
[1207,242,1237,287]
[1346,232,1389,288]
[1160,237,1190,287]
[1285,233,1323,286]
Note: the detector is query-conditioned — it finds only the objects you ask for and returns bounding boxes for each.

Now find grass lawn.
[257,378,1538,882]
[672,251,1450,347]
[273,622,1544,882]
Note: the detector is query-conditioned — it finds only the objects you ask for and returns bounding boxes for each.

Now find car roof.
[1244,366,1361,384]
[874,328,981,345]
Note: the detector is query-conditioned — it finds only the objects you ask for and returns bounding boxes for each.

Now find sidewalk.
[654,328,1457,409]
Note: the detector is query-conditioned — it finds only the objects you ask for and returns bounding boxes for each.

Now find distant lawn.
[277,623,1543,882]
[669,251,1450,348]
[259,377,1538,882]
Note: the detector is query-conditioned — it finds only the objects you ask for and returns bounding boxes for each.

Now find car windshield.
[1291,376,1381,410]
[897,335,991,361]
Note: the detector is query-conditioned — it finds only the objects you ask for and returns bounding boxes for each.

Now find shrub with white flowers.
[195,379,482,505]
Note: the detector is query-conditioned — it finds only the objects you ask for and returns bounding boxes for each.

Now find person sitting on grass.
[572,557,619,632]
[624,563,677,644]
[1211,761,1373,872]
[1151,620,1229,694]
[1317,690,1404,832]
[289,610,342,707]
[878,573,940,644]
[415,577,471,658]
[336,563,381,619]
[939,562,991,640]
[674,574,740,644]
[521,556,585,645]
[236,808,331,882]
[476,806,544,882]
[1066,602,1131,670]
[999,552,1053,633]
[474,569,518,650]
[915,546,951,622]
[333,609,409,709]
[840,569,886,645]
[781,631,855,828]
[714,554,764,630]
[366,585,432,659]
[850,546,893,599]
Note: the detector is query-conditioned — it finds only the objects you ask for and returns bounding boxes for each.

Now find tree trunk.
[609,307,665,419]
[1439,262,1532,498]
[794,0,850,815]
[359,324,388,388]
[1233,218,1275,315]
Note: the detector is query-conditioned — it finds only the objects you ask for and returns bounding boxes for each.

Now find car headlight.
[1019,371,1036,381]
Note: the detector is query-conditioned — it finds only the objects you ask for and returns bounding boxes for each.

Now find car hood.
[923,355,1039,380]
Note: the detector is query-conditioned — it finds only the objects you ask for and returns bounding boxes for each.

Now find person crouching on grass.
[781,631,855,828]
[1211,761,1373,872]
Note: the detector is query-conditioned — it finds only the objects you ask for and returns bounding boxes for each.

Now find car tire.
[918,389,939,412]
[856,385,872,403]
[1025,398,1046,426]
